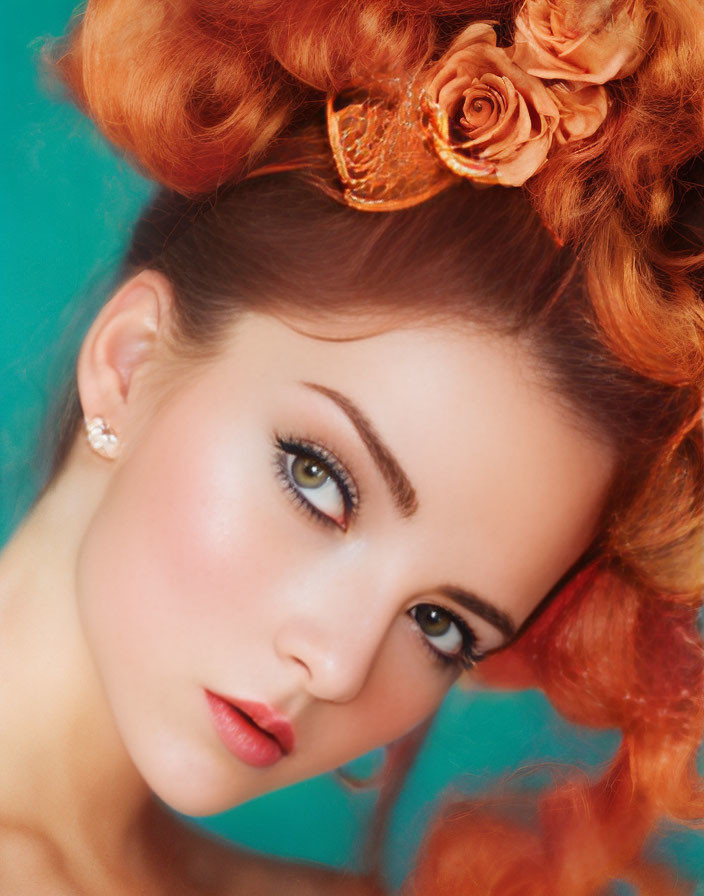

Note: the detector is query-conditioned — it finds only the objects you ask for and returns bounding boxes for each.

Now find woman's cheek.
[75,401,292,706]
[305,615,455,758]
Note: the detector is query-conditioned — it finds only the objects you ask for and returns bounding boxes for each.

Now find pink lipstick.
[205,690,295,768]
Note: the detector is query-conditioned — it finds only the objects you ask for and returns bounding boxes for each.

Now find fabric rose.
[423,23,560,187]
[550,82,609,143]
[511,0,651,84]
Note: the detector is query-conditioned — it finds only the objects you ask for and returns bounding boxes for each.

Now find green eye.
[414,605,455,640]
[410,603,477,667]
[275,438,358,530]
[291,455,331,489]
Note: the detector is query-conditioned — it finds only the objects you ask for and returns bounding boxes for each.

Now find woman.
[1,0,702,892]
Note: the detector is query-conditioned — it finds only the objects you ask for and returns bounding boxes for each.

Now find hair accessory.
[85,416,120,460]
[512,0,652,85]
[328,0,650,211]
[327,78,487,212]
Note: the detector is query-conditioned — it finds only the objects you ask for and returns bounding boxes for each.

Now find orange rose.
[550,82,609,143]
[424,23,560,187]
[512,0,651,84]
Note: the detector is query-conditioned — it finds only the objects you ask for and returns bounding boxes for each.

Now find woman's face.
[76,310,614,815]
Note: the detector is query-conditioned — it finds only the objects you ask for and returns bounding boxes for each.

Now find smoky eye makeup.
[273,435,360,530]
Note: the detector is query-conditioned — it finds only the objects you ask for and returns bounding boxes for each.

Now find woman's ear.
[76,270,175,445]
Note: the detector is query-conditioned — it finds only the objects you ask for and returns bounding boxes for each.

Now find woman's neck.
[0,451,159,885]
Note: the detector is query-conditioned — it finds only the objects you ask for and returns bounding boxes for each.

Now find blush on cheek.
[83,427,249,654]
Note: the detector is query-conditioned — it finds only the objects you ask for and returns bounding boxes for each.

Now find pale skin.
[0,271,615,894]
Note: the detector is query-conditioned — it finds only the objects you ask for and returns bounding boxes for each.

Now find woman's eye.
[276,438,357,530]
[288,453,345,521]
[410,603,478,670]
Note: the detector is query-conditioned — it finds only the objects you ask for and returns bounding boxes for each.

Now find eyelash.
[273,435,359,530]
[409,605,483,672]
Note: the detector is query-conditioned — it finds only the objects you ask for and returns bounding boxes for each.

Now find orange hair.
[55,0,704,389]
[50,0,704,891]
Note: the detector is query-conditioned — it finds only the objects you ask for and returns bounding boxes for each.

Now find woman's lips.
[204,690,295,768]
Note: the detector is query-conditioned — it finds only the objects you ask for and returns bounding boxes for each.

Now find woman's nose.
[272,583,396,704]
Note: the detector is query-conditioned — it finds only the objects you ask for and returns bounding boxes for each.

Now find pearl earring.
[84,416,120,460]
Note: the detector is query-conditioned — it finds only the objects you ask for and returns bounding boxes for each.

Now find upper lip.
[216,694,296,755]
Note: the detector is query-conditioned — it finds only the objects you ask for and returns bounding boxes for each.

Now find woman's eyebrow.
[438,586,517,641]
[302,381,419,517]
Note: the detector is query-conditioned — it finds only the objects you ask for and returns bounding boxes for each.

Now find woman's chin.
[129,733,270,818]
[145,762,257,819]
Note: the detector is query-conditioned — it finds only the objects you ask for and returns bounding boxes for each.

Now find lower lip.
[205,691,285,768]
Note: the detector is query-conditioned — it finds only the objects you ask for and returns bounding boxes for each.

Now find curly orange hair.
[407,567,704,894]
[51,0,704,892]
[56,0,704,389]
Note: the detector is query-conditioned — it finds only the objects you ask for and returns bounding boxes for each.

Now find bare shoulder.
[224,852,388,896]
[176,824,387,896]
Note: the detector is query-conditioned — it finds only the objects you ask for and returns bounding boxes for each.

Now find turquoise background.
[2,2,702,889]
